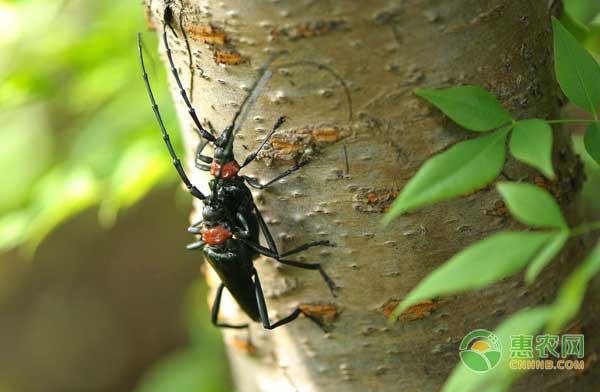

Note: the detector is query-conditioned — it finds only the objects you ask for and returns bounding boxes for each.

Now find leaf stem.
[546,119,599,125]
[570,221,600,237]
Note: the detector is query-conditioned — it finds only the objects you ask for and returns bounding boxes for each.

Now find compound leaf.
[443,307,553,392]
[584,122,600,165]
[415,86,513,131]
[548,241,600,332]
[391,231,554,320]
[497,182,567,229]
[552,17,600,115]
[525,230,570,283]
[385,129,508,221]
[509,119,555,178]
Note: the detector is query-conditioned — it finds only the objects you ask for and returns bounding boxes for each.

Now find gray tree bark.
[146,0,598,391]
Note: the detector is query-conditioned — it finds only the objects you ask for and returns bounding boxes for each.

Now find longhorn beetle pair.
[137,13,336,330]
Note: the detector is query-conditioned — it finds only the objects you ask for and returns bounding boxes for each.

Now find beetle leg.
[195,138,213,170]
[240,116,286,168]
[242,160,308,190]
[241,239,337,297]
[253,269,325,330]
[280,240,335,257]
[187,219,204,234]
[212,284,249,329]
[242,238,336,297]
[252,207,337,295]
[195,162,211,171]
[253,205,279,254]
[272,258,337,296]
[236,213,251,238]
[240,239,277,258]
[186,240,205,250]
[254,205,335,258]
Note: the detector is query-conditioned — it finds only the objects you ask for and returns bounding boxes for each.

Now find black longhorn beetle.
[137,16,336,330]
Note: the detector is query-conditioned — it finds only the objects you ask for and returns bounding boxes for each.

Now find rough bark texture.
[146,0,598,391]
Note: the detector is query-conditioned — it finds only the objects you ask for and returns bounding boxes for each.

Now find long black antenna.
[275,60,353,122]
[229,67,273,135]
[223,55,277,156]
[162,21,216,143]
[138,33,206,200]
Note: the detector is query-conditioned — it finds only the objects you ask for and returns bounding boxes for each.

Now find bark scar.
[270,20,348,40]
[299,303,339,325]
[383,299,437,321]
[353,188,399,213]
[260,125,349,164]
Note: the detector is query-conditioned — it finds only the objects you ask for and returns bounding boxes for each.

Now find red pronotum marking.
[210,161,240,179]
[201,225,233,246]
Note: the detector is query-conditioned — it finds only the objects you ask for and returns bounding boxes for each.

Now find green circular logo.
[459,329,502,373]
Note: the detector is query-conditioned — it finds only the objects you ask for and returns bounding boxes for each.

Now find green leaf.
[385,129,509,221]
[0,209,34,251]
[443,307,553,392]
[497,182,567,229]
[584,122,600,164]
[415,86,513,131]
[509,119,555,178]
[565,0,600,28]
[548,241,600,332]
[572,132,600,210]
[25,167,99,254]
[560,10,591,42]
[524,230,570,283]
[552,17,600,115]
[391,231,554,320]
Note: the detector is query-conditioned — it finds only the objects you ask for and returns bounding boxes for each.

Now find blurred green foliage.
[0,1,231,390]
[564,0,600,53]
[2,0,597,256]
[563,0,600,212]
[135,283,232,392]
[0,0,179,254]
[0,0,598,391]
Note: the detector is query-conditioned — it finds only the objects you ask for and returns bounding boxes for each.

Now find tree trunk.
[146,0,597,390]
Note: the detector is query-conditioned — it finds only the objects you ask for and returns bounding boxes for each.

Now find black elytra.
[137,12,336,330]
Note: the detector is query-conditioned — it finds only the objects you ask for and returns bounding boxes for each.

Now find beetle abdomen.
[204,245,260,322]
